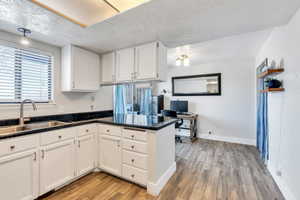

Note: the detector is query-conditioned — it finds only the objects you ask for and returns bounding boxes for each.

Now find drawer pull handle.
[86,129,89,132]
[10,145,15,150]
[41,150,45,159]
[106,129,110,132]
[58,135,62,139]
[131,159,135,163]
[131,174,135,178]
[131,145,135,149]
[78,140,81,148]
[131,135,134,138]
[33,152,37,161]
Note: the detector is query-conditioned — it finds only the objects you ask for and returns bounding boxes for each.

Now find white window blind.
[0,44,52,103]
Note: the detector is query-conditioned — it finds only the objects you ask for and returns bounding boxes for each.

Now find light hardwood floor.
[40,139,284,200]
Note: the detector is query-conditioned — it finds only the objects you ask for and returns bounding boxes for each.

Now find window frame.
[0,39,54,104]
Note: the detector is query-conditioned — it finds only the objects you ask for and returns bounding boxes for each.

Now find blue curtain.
[138,88,152,115]
[257,68,269,162]
[114,85,126,114]
[114,85,152,115]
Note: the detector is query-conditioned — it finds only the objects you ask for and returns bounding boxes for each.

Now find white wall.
[156,58,256,145]
[155,30,271,145]
[256,8,300,200]
[0,30,113,120]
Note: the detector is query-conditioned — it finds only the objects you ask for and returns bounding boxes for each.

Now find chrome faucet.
[20,99,37,126]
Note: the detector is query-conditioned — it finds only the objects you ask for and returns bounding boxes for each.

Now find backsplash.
[0,110,113,127]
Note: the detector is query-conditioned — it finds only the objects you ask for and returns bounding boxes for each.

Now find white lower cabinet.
[40,139,76,195]
[0,149,38,200]
[123,150,148,170]
[98,125,149,186]
[121,129,148,186]
[122,164,147,186]
[0,123,158,199]
[98,134,122,176]
[76,134,96,176]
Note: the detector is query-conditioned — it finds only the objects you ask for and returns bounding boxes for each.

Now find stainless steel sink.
[0,121,69,135]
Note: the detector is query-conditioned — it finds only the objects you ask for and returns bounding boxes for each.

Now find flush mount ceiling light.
[30,0,151,27]
[176,55,190,67]
[17,27,31,46]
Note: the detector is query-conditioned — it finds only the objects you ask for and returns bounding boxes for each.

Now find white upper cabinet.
[135,42,162,80]
[62,45,100,92]
[155,41,167,81]
[116,48,135,82]
[101,41,167,85]
[101,52,116,84]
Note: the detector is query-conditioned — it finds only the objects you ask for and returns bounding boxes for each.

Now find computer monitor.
[170,100,188,113]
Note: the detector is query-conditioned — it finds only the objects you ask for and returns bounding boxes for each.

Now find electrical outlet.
[90,105,94,111]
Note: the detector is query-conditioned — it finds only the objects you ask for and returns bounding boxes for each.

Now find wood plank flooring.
[40,139,284,200]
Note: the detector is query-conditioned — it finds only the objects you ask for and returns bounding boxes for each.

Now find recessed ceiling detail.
[30,0,151,27]
[0,0,299,54]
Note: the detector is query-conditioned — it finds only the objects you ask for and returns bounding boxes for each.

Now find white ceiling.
[168,30,272,67]
[0,0,299,53]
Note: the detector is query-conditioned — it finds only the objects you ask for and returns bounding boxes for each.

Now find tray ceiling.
[0,0,299,54]
[30,0,151,27]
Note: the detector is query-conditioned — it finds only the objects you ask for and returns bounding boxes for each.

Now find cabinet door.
[0,149,38,200]
[99,135,121,176]
[77,134,96,176]
[40,139,75,195]
[135,42,158,80]
[116,48,135,82]
[72,46,100,91]
[101,52,115,83]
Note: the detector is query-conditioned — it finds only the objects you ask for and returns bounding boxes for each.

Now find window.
[0,44,52,103]
[114,84,152,115]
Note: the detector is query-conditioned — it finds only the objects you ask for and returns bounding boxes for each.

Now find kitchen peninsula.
[0,111,178,199]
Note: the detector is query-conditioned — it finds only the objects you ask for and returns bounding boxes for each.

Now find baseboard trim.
[147,162,176,196]
[198,134,256,146]
[93,168,101,172]
[268,166,297,200]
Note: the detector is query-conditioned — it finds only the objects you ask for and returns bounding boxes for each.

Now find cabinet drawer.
[122,128,147,142]
[41,128,77,146]
[122,164,147,186]
[78,124,97,136]
[99,124,122,137]
[123,139,147,154]
[123,150,147,170]
[0,134,39,157]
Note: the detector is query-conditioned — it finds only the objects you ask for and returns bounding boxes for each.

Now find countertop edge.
[0,118,178,140]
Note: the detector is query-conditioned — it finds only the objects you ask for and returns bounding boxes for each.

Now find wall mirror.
[172,73,221,96]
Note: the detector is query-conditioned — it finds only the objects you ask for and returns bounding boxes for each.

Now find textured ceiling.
[0,0,299,53]
[168,30,272,67]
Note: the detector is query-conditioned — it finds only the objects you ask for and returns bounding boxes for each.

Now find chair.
[161,110,183,143]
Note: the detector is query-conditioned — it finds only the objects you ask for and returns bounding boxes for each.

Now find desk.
[177,114,198,142]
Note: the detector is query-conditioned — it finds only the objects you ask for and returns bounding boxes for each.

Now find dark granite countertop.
[0,112,178,140]
[96,114,178,130]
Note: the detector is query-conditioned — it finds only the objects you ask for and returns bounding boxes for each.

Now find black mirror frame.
[172,73,222,96]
